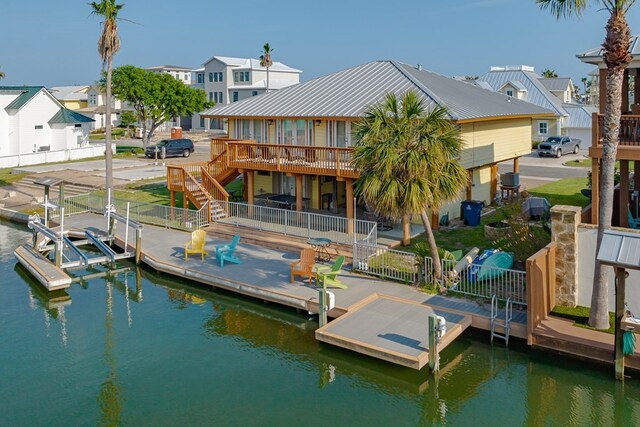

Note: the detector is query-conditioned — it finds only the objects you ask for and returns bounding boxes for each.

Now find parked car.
[537,136,581,158]
[145,138,194,158]
[134,127,149,139]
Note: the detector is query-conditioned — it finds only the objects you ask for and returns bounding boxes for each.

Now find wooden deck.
[55,213,524,370]
[531,316,640,371]
[316,294,472,370]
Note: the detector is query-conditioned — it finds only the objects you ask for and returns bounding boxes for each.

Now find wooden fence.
[526,242,557,345]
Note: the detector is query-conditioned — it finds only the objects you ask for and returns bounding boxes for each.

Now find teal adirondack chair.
[316,255,347,289]
[215,235,242,267]
[628,210,640,229]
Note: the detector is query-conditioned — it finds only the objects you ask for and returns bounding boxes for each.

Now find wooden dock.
[316,294,472,369]
[14,245,72,291]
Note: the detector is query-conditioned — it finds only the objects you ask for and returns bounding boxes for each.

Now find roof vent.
[417,64,422,71]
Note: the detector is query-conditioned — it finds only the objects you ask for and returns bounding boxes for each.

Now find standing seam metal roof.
[202,60,554,120]
[577,35,640,63]
[479,70,567,117]
[538,78,573,92]
[48,108,94,124]
[562,103,597,129]
[1,86,44,110]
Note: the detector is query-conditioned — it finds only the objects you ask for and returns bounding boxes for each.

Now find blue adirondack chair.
[215,235,242,267]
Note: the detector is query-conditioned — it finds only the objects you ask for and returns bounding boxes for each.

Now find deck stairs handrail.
[183,170,216,221]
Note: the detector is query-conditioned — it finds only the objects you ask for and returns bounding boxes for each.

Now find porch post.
[466,169,473,201]
[490,163,498,204]
[599,68,607,113]
[634,68,640,113]
[247,172,254,205]
[635,161,640,206]
[591,159,600,225]
[295,174,303,212]
[513,158,519,173]
[614,267,626,380]
[622,69,630,114]
[182,193,188,210]
[620,160,629,227]
[345,179,354,235]
[170,190,176,208]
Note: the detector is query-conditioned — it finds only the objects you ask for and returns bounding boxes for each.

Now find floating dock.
[316,294,472,370]
[14,245,72,291]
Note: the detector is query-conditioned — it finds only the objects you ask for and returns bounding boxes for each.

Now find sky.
[0,0,638,89]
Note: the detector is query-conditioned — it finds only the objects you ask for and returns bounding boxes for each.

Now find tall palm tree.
[259,43,273,92]
[581,76,588,101]
[537,0,635,329]
[90,0,124,201]
[541,69,559,78]
[353,91,467,280]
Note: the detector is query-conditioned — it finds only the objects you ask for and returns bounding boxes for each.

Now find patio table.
[268,194,310,210]
[307,237,333,262]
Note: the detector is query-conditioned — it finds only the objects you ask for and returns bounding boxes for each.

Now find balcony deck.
[590,114,640,160]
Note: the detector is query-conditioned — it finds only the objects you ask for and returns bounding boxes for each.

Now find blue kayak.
[476,252,514,281]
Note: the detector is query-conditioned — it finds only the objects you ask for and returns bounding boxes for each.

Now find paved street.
[498,149,589,190]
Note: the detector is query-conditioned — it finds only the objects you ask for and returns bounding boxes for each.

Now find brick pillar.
[551,205,581,307]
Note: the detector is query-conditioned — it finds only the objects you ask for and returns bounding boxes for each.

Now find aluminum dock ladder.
[490,295,512,345]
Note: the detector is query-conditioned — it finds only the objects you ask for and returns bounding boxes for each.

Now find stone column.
[551,205,581,307]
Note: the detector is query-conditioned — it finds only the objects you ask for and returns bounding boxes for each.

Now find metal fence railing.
[353,242,418,284]
[353,241,527,305]
[441,258,527,305]
[51,193,210,231]
[214,200,377,246]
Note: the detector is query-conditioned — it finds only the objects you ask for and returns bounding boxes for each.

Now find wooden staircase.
[167,138,241,222]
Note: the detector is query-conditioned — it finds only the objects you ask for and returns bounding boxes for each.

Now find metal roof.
[479,69,567,117]
[146,65,194,72]
[499,80,528,92]
[562,103,597,129]
[577,35,640,65]
[539,78,573,92]
[597,230,640,271]
[48,108,94,124]
[203,55,302,73]
[203,60,554,121]
[49,86,89,101]
[0,86,44,110]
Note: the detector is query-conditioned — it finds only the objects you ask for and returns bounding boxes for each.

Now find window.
[74,124,82,128]
[538,121,548,135]
[184,74,188,81]
[233,91,239,102]
[235,119,269,143]
[197,73,204,84]
[34,125,43,130]
[200,116,205,128]
[218,72,223,82]
[279,119,313,145]
[218,92,223,103]
[234,71,250,83]
[214,72,219,82]
[506,89,513,97]
[327,120,352,147]
[209,92,213,101]
[209,72,213,82]
[252,91,258,97]
[244,71,250,82]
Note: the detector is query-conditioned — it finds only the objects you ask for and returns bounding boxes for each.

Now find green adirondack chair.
[316,255,347,289]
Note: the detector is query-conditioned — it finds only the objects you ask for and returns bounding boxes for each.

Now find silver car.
[537,136,580,158]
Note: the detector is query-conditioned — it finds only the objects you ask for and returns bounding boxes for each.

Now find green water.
[1,221,639,426]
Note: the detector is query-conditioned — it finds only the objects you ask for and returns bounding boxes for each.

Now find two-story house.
[479,66,594,145]
[76,85,124,130]
[191,56,302,132]
[0,86,95,167]
[167,60,554,227]
[145,65,195,85]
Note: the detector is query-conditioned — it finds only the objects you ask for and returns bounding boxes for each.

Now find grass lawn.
[0,168,28,187]
[528,177,590,208]
[551,305,615,334]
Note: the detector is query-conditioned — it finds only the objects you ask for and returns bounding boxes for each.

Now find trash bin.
[171,127,183,139]
[461,200,484,226]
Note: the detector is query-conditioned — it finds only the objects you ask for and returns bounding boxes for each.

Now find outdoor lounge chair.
[290,248,316,283]
[215,234,242,267]
[629,210,640,229]
[316,255,347,289]
[184,229,207,261]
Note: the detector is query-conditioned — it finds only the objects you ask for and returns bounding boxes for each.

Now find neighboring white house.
[76,85,124,130]
[0,86,106,168]
[145,65,195,85]
[478,66,593,146]
[193,55,302,131]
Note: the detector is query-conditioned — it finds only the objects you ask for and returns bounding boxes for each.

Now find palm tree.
[541,69,558,78]
[537,0,635,329]
[90,0,124,201]
[259,43,273,92]
[0,68,5,80]
[581,76,588,102]
[353,91,467,280]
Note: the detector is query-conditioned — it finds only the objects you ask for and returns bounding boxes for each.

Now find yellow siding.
[472,166,492,206]
[310,176,320,209]
[315,122,327,147]
[227,120,235,138]
[460,118,532,169]
[60,100,87,110]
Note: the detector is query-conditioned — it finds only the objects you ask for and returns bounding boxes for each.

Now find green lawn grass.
[551,305,615,334]
[564,159,635,170]
[528,177,590,208]
[0,168,28,187]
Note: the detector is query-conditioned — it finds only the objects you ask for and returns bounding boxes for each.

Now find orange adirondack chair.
[184,229,208,261]
[290,248,317,283]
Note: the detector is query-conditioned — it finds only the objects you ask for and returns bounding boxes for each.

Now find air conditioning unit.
[501,172,519,187]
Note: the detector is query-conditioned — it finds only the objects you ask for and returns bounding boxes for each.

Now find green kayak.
[476,252,514,281]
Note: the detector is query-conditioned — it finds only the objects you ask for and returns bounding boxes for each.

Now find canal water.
[1,220,639,426]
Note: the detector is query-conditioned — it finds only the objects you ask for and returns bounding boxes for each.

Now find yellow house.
[49,86,89,110]
[169,60,554,225]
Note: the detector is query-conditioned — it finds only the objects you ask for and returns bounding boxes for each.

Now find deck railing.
[224,141,358,178]
[595,114,640,147]
[213,200,376,245]
[353,243,418,283]
[52,193,210,231]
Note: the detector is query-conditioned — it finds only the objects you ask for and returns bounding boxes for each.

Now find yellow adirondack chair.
[290,248,317,283]
[184,229,208,261]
